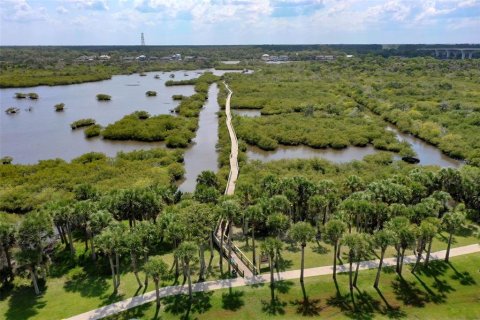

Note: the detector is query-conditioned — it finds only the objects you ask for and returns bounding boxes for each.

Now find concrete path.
[66,243,479,320]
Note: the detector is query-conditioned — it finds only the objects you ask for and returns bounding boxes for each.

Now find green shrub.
[84,124,102,138]
[71,152,106,164]
[133,110,150,119]
[28,93,39,99]
[54,103,65,112]
[96,94,111,101]
[166,134,189,148]
[15,93,26,99]
[146,91,157,97]
[1,156,13,165]
[172,95,185,100]
[71,118,96,129]
[167,163,185,180]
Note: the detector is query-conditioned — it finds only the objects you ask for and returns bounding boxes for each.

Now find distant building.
[122,56,135,62]
[278,55,289,61]
[346,55,354,58]
[172,53,182,60]
[136,55,147,61]
[315,55,335,61]
[261,54,270,61]
[99,55,110,60]
[75,55,96,62]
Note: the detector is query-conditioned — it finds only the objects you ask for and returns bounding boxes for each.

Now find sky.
[0,0,479,45]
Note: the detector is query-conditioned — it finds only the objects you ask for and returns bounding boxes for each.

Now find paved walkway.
[66,244,479,320]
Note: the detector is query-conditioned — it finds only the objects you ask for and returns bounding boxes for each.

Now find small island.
[54,103,65,112]
[96,94,111,101]
[145,90,157,97]
[71,118,96,129]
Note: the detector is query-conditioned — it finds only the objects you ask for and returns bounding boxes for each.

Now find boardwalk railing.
[212,82,258,277]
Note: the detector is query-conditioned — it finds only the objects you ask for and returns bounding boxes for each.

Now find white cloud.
[67,0,109,11]
[0,0,48,22]
[56,6,69,14]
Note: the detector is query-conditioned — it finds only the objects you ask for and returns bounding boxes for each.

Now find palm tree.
[15,211,53,295]
[386,216,409,274]
[352,234,370,288]
[218,199,240,275]
[442,205,466,262]
[412,220,437,273]
[175,241,198,300]
[423,217,441,265]
[144,256,169,308]
[373,229,395,288]
[123,230,144,287]
[87,210,112,261]
[289,222,315,283]
[261,237,283,303]
[397,224,417,275]
[324,219,347,280]
[342,233,360,300]
[245,204,264,272]
[0,221,15,280]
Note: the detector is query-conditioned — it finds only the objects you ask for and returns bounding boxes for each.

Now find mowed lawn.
[106,254,480,320]
[0,227,478,320]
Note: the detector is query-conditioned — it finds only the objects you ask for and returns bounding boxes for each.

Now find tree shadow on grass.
[448,262,476,286]
[163,292,212,320]
[261,298,287,315]
[312,244,329,255]
[4,283,47,320]
[221,288,245,311]
[327,289,381,320]
[63,270,109,298]
[391,276,430,307]
[374,287,406,319]
[290,281,322,317]
[275,280,294,294]
[99,301,152,320]
[276,257,293,272]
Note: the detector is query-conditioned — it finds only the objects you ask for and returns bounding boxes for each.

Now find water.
[179,84,220,192]
[386,125,462,168]
[0,70,201,163]
[232,109,261,117]
[247,145,378,163]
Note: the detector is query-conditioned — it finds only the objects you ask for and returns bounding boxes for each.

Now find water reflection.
[179,85,220,192]
[232,109,261,117]
[385,125,462,168]
[247,145,378,163]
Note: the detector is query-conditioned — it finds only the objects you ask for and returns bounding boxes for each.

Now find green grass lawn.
[233,223,480,273]
[0,225,477,320]
[105,254,480,320]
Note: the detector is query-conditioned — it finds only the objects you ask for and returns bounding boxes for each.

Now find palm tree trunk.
[425,238,433,265]
[154,279,160,307]
[269,256,275,302]
[56,224,65,244]
[144,252,149,286]
[445,232,453,262]
[399,247,406,275]
[199,244,206,281]
[187,262,192,301]
[412,239,424,273]
[337,242,342,260]
[227,222,233,275]
[300,244,305,283]
[348,257,353,292]
[333,240,338,280]
[252,227,257,273]
[395,244,401,273]
[220,225,225,274]
[31,266,40,295]
[353,257,361,287]
[374,248,385,288]
[131,253,143,287]
[66,224,75,255]
[115,252,121,289]
[244,219,249,247]
[207,232,214,271]
[108,255,117,294]
[3,244,12,272]
[90,236,96,261]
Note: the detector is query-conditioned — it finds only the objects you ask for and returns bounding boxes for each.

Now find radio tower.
[141,33,145,46]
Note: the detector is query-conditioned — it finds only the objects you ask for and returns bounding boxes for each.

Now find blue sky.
[0,0,479,45]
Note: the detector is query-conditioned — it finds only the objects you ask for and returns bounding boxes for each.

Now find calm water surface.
[179,84,220,192]
[386,125,461,168]
[0,70,204,162]
[247,145,378,163]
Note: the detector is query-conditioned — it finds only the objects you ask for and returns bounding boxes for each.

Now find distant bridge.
[418,47,480,59]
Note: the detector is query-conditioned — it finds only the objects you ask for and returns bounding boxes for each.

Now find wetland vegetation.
[1,46,480,320]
